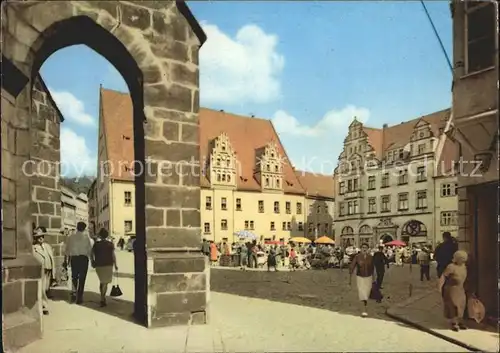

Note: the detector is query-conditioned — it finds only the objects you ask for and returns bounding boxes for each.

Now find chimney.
[383,123,388,128]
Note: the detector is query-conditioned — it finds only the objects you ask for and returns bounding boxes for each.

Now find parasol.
[289,237,312,244]
[315,236,335,245]
[385,239,406,247]
[234,230,257,240]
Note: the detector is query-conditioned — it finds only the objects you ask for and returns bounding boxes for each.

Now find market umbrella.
[234,230,257,241]
[315,236,335,245]
[265,240,282,245]
[289,237,312,244]
[385,239,406,247]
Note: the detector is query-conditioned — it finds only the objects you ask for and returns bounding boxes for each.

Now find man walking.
[372,245,389,289]
[64,222,93,304]
[434,232,458,278]
[32,226,55,315]
[417,246,431,281]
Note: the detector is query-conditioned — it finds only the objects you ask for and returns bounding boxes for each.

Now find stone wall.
[2,2,208,346]
[2,85,43,350]
[30,76,66,284]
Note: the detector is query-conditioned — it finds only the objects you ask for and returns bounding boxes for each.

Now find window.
[249,221,254,230]
[204,222,210,233]
[282,221,287,231]
[324,223,329,234]
[296,202,302,214]
[398,193,409,211]
[236,198,242,211]
[441,211,458,226]
[381,195,390,212]
[339,181,345,195]
[221,197,227,210]
[339,202,345,216]
[417,166,427,182]
[465,2,495,73]
[298,222,304,231]
[258,200,264,213]
[274,201,280,213]
[347,200,358,215]
[205,196,212,210]
[368,176,376,190]
[398,169,408,185]
[418,144,425,154]
[270,221,275,231]
[276,179,280,188]
[308,223,314,233]
[265,178,269,187]
[124,191,132,206]
[324,205,329,213]
[317,205,321,214]
[124,220,133,232]
[416,190,427,209]
[245,221,249,230]
[381,173,389,188]
[368,197,376,213]
[221,219,228,230]
[285,201,291,214]
[317,223,321,232]
[441,183,457,197]
[287,222,291,230]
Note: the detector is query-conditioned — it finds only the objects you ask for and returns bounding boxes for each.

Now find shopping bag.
[110,276,123,297]
[467,295,485,323]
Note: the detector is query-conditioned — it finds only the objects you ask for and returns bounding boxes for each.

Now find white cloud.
[272,105,371,137]
[49,88,95,126]
[199,22,284,105]
[271,105,371,174]
[60,127,96,177]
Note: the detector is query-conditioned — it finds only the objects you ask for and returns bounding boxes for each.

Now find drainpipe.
[473,194,479,294]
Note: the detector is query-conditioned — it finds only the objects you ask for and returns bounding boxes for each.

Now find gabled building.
[199,109,308,243]
[334,109,453,247]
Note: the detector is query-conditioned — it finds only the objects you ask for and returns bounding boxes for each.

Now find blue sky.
[41,1,452,177]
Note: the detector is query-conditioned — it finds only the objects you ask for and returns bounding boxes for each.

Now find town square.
[1,1,498,352]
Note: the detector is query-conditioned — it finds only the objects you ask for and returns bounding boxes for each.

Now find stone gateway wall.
[2,1,208,350]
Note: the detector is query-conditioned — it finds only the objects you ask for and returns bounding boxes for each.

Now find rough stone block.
[15,129,31,156]
[150,273,206,292]
[152,254,205,274]
[2,315,42,352]
[2,229,17,259]
[146,139,198,163]
[50,216,61,229]
[146,227,201,249]
[156,291,206,314]
[2,149,15,179]
[180,123,198,144]
[166,209,181,227]
[182,209,200,227]
[2,177,16,202]
[181,164,200,187]
[148,35,189,63]
[152,109,198,124]
[146,207,164,227]
[24,280,39,309]
[121,2,151,30]
[162,120,179,141]
[2,281,23,314]
[170,62,198,87]
[144,83,192,113]
[31,175,56,189]
[38,201,55,215]
[191,311,207,325]
[38,215,50,228]
[35,187,58,202]
[3,201,16,229]
[145,185,199,208]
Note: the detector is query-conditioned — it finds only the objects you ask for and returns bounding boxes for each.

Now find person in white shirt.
[32,226,55,315]
[63,222,93,304]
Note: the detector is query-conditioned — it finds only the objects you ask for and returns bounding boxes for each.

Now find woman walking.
[209,241,218,266]
[439,250,468,331]
[91,228,118,307]
[349,243,375,317]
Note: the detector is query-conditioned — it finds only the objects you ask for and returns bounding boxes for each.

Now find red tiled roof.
[99,88,135,181]
[294,171,335,199]
[362,109,450,159]
[199,108,305,194]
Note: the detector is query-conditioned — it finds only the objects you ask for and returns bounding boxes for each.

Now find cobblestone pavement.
[19,253,466,352]
[211,263,437,319]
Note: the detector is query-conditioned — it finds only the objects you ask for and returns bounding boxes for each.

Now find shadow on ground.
[50,287,137,324]
[210,266,436,321]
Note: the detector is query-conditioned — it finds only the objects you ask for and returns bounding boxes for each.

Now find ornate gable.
[209,132,237,188]
[255,141,284,191]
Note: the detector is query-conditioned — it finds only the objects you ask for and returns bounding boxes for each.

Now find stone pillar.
[2,86,43,351]
[30,77,66,284]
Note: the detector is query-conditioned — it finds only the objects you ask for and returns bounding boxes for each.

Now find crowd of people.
[32,222,119,315]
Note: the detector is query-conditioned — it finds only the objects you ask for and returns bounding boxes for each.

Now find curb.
[385,308,482,352]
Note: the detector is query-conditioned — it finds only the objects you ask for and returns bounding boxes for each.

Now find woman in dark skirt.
[267,247,278,272]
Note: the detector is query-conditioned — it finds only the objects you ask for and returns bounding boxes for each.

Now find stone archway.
[2,2,207,350]
[380,234,394,244]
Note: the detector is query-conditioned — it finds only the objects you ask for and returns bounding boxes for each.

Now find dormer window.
[276,179,280,188]
[265,178,269,187]
[266,164,270,171]
[274,165,278,172]
[216,158,221,166]
[271,153,274,157]
[221,144,226,151]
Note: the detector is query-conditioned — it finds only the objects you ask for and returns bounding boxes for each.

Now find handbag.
[110,275,123,297]
[467,295,485,324]
[369,281,383,301]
